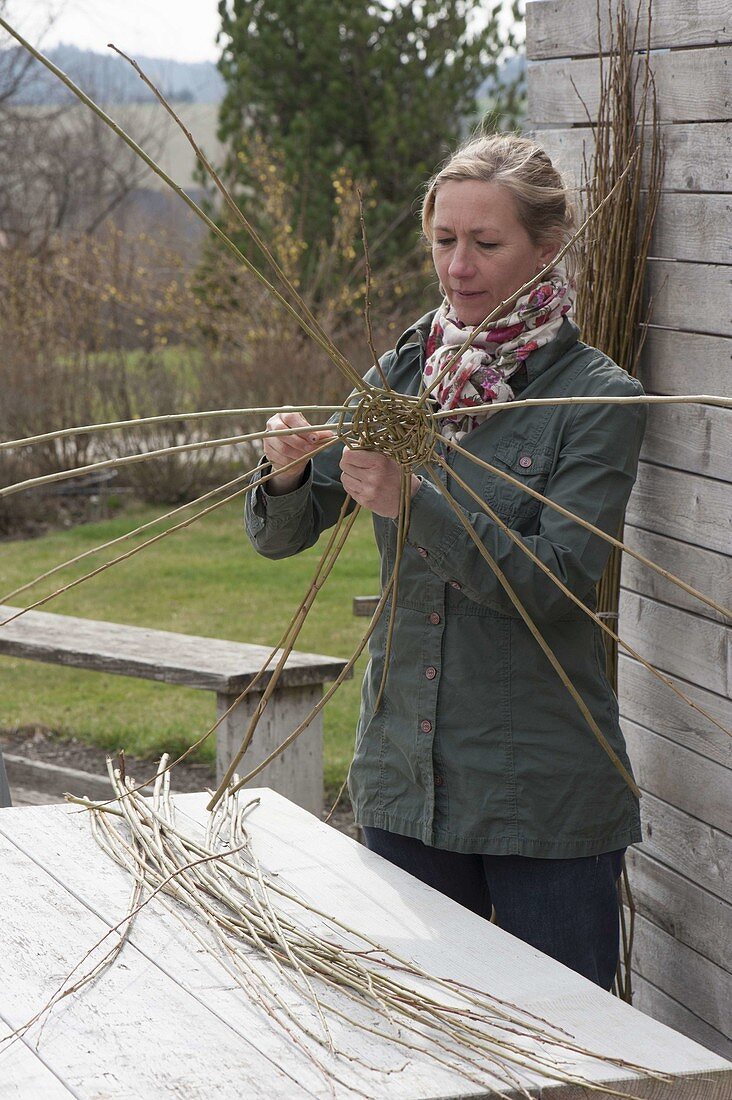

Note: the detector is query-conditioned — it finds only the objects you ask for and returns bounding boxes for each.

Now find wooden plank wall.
[525,0,732,1059]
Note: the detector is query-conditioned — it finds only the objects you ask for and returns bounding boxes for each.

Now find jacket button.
[428,611,441,625]
[450,580,462,590]
[420,719,433,733]
[417,546,428,558]
[434,775,444,787]
[425,665,437,680]
[518,455,532,469]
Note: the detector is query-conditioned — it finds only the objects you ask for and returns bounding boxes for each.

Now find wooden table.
[1,790,730,1098]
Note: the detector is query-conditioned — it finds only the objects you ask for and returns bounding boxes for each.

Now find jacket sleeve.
[244,357,394,559]
[406,375,647,623]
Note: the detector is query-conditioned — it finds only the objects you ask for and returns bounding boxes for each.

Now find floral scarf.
[423,275,575,441]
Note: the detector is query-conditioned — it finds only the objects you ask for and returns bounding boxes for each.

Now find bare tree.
[0,7,162,253]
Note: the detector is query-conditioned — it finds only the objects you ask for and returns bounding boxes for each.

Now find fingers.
[339,447,403,518]
[263,412,335,474]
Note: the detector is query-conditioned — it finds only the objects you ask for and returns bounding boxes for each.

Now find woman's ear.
[537,235,562,272]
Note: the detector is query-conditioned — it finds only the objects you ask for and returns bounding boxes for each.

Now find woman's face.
[431,180,559,326]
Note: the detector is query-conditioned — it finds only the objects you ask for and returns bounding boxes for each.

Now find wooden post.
[215,686,324,816]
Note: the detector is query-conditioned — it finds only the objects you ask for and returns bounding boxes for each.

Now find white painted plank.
[528,47,732,126]
[633,975,732,1063]
[625,847,732,974]
[622,718,731,828]
[640,402,731,480]
[0,829,316,1099]
[0,808,460,1099]
[621,526,732,624]
[630,911,732,1036]
[638,328,732,397]
[626,462,732,555]
[526,0,731,60]
[175,791,732,1095]
[637,789,732,903]
[0,1024,76,1098]
[618,589,729,696]
[536,122,732,192]
[618,652,731,767]
[4,795,731,1096]
[645,261,732,336]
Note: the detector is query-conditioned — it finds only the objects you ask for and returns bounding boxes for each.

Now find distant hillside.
[3,43,225,105]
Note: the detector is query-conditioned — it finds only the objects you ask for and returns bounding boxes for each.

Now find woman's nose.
[447,246,475,280]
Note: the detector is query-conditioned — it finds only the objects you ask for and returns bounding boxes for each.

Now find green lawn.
[0,501,381,797]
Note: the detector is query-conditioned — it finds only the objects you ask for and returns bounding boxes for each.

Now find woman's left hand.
[339,447,420,518]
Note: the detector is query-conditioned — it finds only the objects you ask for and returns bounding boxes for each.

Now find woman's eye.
[477,242,498,250]
[434,238,454,247]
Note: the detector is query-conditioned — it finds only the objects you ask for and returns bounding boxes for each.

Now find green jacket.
[246,315,646,857]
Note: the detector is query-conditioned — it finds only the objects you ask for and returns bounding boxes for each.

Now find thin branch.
[0,405,348,452]
[423,464,641,796]
[432,452,730,739]
[108,44,365,395]
[442,435,731,623]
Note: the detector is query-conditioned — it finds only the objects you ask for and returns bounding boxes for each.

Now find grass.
[0,500,381,797]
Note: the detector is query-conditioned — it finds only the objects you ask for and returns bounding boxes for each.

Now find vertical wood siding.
[526,0,732,1057]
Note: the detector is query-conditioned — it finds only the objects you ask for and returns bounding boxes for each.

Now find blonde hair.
[422,133,579,280]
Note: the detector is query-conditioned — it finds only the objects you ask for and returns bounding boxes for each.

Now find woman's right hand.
[263,411,336,495]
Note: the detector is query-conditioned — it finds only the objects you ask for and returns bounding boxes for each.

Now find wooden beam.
[526,0,731,60]
[625,847,732,974]
[627,462,732,554]
[630,911,732,1035]
[621,526,731,623]
[0,605,348,694]
[632,974,732,1062]
[646,261,731,336]
[528,47,732,125]
[636,789,732,903]
[619,589,729,696]
[623,718,731,827]
[618,652,731,767]
[536,122,732,192]
[640,402,731,481]
[638,329,732,398]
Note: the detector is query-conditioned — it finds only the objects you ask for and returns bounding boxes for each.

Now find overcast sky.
[2,1,222,62]
[2,1,520,64]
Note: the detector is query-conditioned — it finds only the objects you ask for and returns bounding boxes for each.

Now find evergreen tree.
[215,0,522,269]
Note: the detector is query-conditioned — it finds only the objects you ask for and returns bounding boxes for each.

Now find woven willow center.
[342,391,436,468]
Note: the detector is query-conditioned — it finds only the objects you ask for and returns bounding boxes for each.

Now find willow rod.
[222,571,397,802]
[444,436,732,623]
[423,462,640,796]
[211,495,360,801]
[0,421,336,500]
[109,44,367,394]
[0,405,348,452]
[2,468,260,605]
[433,453,729,738]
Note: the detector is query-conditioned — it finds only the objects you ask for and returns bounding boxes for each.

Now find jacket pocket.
[482,436,555,521]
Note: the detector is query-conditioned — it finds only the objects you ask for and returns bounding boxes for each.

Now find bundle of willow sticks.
[56,759,670,1098]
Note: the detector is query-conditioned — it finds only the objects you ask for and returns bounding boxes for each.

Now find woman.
[245,134,646,991]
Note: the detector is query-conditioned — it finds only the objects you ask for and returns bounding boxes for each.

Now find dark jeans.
[362,826,624,990]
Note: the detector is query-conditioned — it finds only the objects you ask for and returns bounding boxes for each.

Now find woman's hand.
[263,411,335,495]
[340,447,421,519]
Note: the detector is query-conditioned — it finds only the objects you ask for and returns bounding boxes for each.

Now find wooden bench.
[0,605,349,815]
